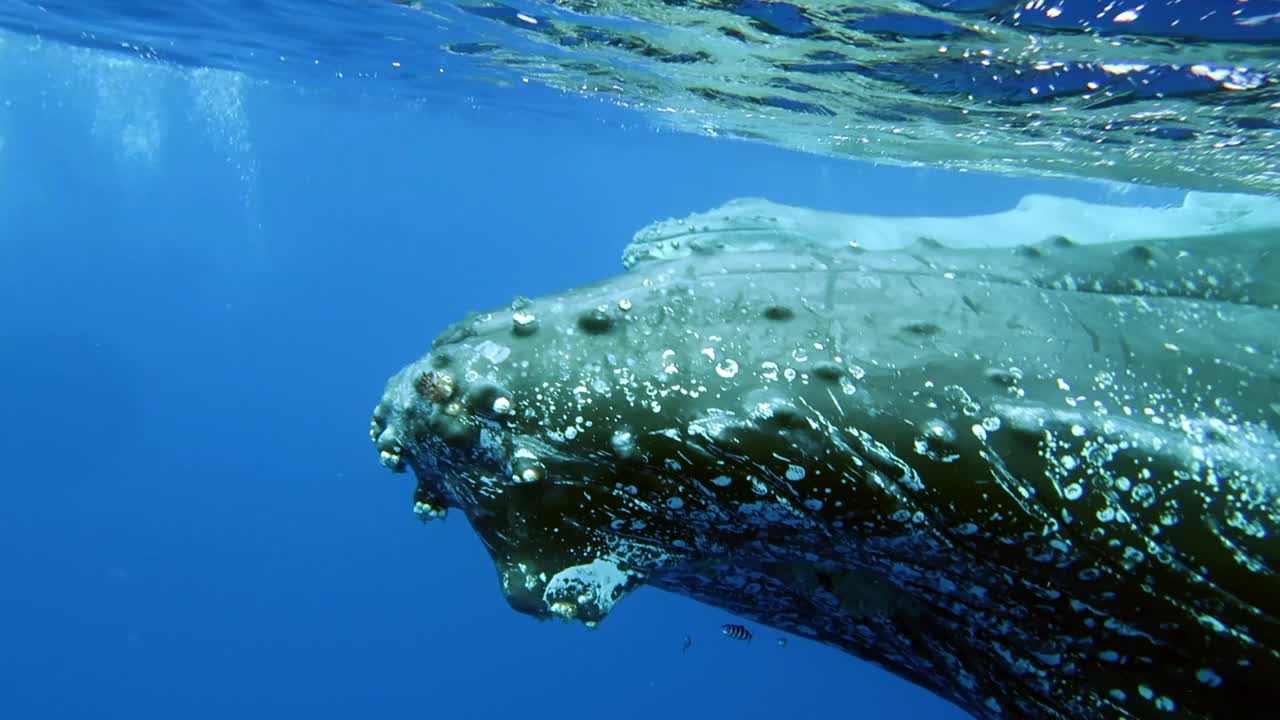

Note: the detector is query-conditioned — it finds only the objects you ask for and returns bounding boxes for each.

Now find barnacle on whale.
[371,194,1280,720]
[413,370,455,403]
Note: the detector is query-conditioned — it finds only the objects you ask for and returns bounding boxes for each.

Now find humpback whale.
[370,195,1279,720]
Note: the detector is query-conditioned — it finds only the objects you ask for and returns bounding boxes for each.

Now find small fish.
[776,637,788,648]
[721,623,753,641]
[681,634,693,652]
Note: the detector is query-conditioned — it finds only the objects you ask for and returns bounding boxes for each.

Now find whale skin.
[370,196,1280,720]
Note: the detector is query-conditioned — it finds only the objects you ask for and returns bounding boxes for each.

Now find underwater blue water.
[0,10,1199,720]
[4,0,1278,194]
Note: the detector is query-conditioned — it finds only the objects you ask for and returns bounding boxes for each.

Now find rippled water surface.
[2,0,1277,194]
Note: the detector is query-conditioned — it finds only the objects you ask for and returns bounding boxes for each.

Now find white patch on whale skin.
[474,339,511,364]
[543,559,632,618]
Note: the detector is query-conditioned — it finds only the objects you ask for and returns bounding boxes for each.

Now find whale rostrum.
[371,195,1279,720]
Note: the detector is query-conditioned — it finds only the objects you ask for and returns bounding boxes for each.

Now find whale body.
[370,195,1279,720]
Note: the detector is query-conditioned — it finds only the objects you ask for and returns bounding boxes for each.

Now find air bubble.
[715,358,740,378]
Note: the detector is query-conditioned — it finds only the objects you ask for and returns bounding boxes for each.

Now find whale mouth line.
[639,225,791,243]
[625,251,1271,310]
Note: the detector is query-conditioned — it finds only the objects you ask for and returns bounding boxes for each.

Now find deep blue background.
[0,36,1177,719]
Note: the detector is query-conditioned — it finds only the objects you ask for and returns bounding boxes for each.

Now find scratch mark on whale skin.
[371,198,1280,720]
